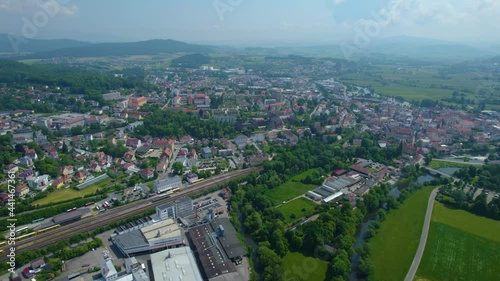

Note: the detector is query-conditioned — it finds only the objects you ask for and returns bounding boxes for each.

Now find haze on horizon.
[1,0,499,46]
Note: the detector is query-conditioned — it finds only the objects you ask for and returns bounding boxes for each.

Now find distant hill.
[24,39,213,59]
[0,33,91,54]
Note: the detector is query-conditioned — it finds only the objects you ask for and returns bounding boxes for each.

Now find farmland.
[276,197,318,224]
[367,186,435,281]
[338,63,499,109]
[416,223,500,281]
[415,202,500,281]
[282,251,329,281]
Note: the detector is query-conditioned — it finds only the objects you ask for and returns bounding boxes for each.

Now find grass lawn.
[267,181,318,205]
[416,222,500,281]
[368,185,435,281]
[431,202,500,243]
[282,252,329,281]
[429,159,483,169]
[32,179,111,206]
[276,197,318,224]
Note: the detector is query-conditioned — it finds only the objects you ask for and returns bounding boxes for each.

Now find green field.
[415,202,500,280]
[368,186,435,281]
[276,197,318,224]
[429,159,483,169]
[338,63,496,104]
[282,252,329,281]
[416,223,500,281]
[32,179,111,206]
[431,202,500,242]
[266,181,318,205]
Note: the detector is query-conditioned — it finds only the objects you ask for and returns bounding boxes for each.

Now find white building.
[154,176,182,194]
[151,247,203,281]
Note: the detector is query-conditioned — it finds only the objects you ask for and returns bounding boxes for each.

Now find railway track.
[0,168,259,261]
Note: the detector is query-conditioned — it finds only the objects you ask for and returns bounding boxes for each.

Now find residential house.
[19,156,33,167]
[25,149,38,160]
[189,149,198,160]
[234,135,248,146]
[27,175,51,191]
[140,169,154,180]
[162,148,172,159]
[53,177,64,189]
[61,165,74,183]
[3,164,18,174]
[18,170,35,180]
[282,131,298,144]
[126,138,142,149]
[16,184,29,197]
[201,147,212,159]
[180,135,192,144]
[75,171,86,183]
[123,151,136,162]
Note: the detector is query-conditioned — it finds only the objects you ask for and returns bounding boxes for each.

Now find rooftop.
[188,224,236,279]
[140,219,182,243]
[150,247,203,281]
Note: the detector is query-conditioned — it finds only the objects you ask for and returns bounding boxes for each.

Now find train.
[84,202,95,206]
[13,224,61,242]
[32,218,45,224]
[167,187,181,195]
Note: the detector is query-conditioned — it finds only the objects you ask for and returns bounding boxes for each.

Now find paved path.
[404,188,439,281]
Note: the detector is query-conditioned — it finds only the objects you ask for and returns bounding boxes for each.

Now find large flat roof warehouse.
[188,224,237,279]
[210,218,247,260]
[140,218,182,244]
[151,247,204,281]
[113,219,184,255]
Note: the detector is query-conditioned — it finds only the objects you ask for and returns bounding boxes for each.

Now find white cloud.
[0,0,77,16]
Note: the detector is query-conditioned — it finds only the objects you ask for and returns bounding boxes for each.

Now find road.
[404,188,439,281]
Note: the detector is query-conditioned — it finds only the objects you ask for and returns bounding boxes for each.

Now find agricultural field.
[32,179,111,206]
[276,197,318,224]
[415,202,500,281]
[338,63,495,104]
[282,251,329,281]
[266,181,318,205]
[416,223,500,281]
[368,186,435,281]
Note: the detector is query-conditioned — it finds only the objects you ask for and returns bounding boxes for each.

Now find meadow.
[266,172,319,205]
[32,179,111,206]
[367,186,435,281]
[276,197,318,224]
[282,251,329,281]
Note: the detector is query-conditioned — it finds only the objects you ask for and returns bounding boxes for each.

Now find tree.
[172,162,184,175]
[258,245,284,281]
[327,249,350,280]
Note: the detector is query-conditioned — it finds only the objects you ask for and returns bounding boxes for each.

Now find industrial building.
[150,247,204,281]
[156,196,193,220]
[112,219,185,256]
[188,218,246,280]
[307,176,360,201]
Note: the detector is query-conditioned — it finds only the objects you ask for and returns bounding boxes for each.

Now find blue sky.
[1,0,499,45]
